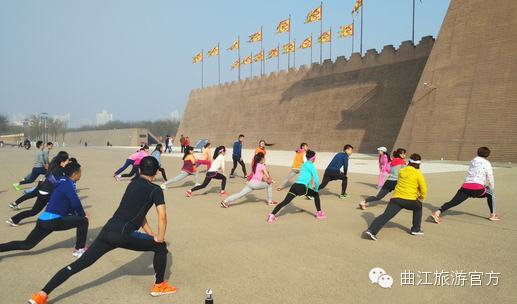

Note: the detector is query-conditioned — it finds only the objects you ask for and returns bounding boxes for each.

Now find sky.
[0,0,450,128]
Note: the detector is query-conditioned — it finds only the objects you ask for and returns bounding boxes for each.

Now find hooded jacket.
[393,166,427,201]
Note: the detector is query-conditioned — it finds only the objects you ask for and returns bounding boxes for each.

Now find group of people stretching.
[3,136,499,303]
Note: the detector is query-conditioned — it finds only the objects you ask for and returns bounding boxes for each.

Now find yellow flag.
[299,36,312,49]
[241,55,252,65]
[282,42,295,54]
[338,24,354,38]
[267,47,279,59]
[228,39,239,51]
[276,19,290,34]
[207,45,219,57]
[254,51,264,62]
[192,52,203,64]
[317,30,331,44]
[305,5,322,24]
[352,0,362,16]
[231,59,240,70]
[248,29,262,43]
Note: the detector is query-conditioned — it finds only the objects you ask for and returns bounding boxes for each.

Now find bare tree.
[60,120,69,143]
[48,118,61,141]
[0,113,9,135]
[27,114,41,140]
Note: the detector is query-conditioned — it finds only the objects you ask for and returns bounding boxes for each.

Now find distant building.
[96,110,113,126]
[169,110,180,121]
[12,112,25,126]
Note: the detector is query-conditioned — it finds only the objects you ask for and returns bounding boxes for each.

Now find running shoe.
[243,175,248,178]
[12,183,21,191]
[28,293,48,304]
[489,214,500,221]
[267,201,278,205]
[316,211,327,219]
[277,187,282,191]
[365,230,377,241]
[195,183,201,186]
[23,190,28,195]
[431,212,442,224]
[267,214,277,222]
[151,280,178,297]
[72,246,87,257]
[6,218,18,227]
[9,203,20,211]
[359,201,367,210]
[160,184,167,191]
[411,230,424,235]
[185,190,193,198]
[339,194,351,199]
[229,175,235,179]
[305,196,314,200]
[128,180,132,184]
[113,175,120,181]
[219,191,229,196]
[376,186,382,189]
[220,201,229,208]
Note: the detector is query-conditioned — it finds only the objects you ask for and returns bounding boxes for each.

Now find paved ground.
[0,146,515,303]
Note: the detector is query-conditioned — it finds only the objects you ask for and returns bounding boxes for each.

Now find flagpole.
[260,26,263,76]
[288,14,291,70]
[320,1,323,64]
[218,42,220,85]
[238,35,241,81]
[293,38,296,68]
[201,49,204,88]
[263,48,266,75]
[360,2,363,55]
[250,52,253,78]
[311,33,313,64]
[352,20,355,54]
[412,0,415,44]
[277,43,280,74]
[329,27,332,61]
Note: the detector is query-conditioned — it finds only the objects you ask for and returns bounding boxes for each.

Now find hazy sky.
[0,0,450,128]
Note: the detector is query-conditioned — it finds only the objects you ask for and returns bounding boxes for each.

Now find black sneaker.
[411,230,424,235]
[365,230,377,241]
[229,175,235,179]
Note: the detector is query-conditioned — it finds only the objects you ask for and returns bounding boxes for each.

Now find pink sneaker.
[267,201,278,205]
[113,175,120,181]
[220,201,229,208]
[219,191,229,196]
[316,211,327,219]
[185,190,193,198]
[267,214,276,222]
[489,214,500,221]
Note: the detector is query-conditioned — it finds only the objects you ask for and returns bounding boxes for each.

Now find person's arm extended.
[154,204,167,243]
[141,217,155,236]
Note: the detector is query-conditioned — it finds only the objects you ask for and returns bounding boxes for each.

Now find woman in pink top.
[376,147,391,189]
[113,150,140,181]
[221,152,277,208]
[121,145,149,181]
[197,142,212,170]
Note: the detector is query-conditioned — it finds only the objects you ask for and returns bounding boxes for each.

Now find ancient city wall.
[63,128,149,147]
[394,0,517,162]
[177,36,435,153]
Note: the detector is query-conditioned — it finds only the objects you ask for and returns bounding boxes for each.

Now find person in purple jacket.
[0,162,89,258]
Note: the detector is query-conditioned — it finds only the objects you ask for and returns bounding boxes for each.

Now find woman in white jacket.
[431,147,499,223]
[186,146,229,198]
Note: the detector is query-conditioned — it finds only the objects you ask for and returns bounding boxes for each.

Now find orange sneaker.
[431,212,442,224]
[219,191,229,196]
[489,214,500,221]
[28,293,48,304]
[151,280,178,297]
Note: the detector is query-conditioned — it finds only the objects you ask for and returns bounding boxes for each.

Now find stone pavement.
[0,146,515,303]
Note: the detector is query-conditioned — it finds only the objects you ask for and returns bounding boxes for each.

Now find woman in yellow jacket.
[365,153,427,241]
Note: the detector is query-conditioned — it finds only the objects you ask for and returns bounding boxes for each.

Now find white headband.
[409,159,421,164]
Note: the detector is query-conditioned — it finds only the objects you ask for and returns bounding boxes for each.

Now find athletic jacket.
[296,161,320,191]
[393,166,427,201]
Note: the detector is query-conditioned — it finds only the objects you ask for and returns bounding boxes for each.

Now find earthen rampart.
[177,36,434,153]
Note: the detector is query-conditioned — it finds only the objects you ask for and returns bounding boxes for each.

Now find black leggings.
[365,180,397,203]
[230,156,247,176]
[318,169,348,195]
[368,198,423,234]
[41,229,168,295]
[121,165,139,178]
[14,185,40,206]
[11,192,51,225]
[191,172,226,192]
[0,216,88,252]
[272,183,321,215]
[158,168,167,181]
[439,187,495,214]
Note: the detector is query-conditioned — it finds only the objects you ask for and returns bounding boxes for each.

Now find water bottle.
[205,289,213,304]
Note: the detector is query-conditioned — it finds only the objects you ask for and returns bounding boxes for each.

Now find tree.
[27,114,41,140]
[0,113,10,135]
[48,118,61,141]
[60,120,69,143]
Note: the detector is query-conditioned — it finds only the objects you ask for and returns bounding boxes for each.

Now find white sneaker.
[160,184,167,190]
[6,218,19,227]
